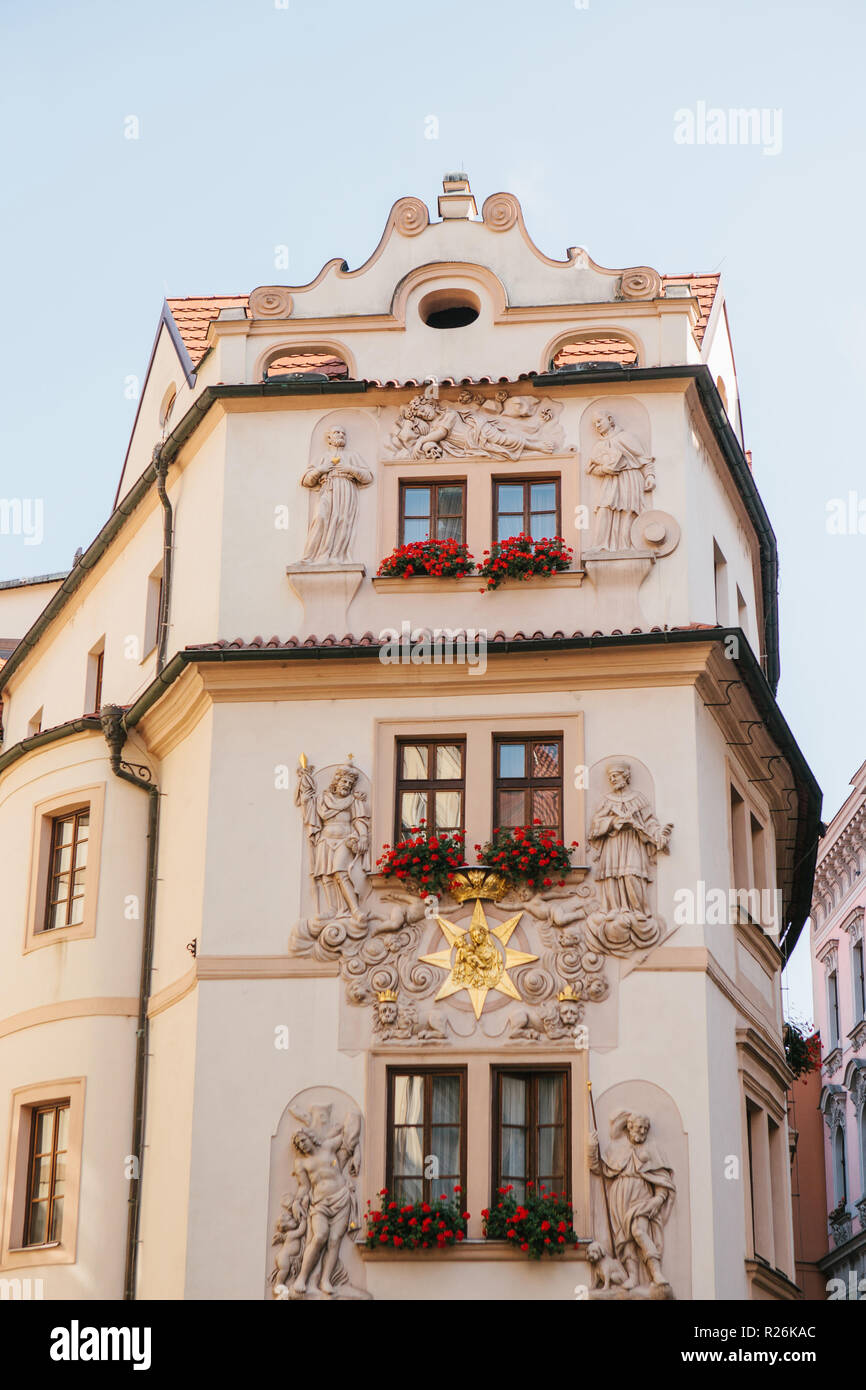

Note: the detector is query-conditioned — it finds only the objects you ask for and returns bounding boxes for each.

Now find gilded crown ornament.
[557,984,581,1003]
[449,866,510,903]
[377,989,399,1004]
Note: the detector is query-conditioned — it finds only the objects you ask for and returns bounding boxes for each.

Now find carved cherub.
[368,891,438,936]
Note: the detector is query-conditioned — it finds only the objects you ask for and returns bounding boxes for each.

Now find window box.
[477,534,574,591]
[371,570,585,594]
[377,538,475,580]
[358,1237,588,1261]
[364,1188,469,1252]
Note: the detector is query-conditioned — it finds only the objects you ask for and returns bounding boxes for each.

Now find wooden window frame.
[492,476,561,543]
[24,784,105,952]
[92,648,104,714]
[385,1066,467,1204]
[727,762,774,915]
[143,565,164,661]
[398,479,467,546]
[23,1101,69,1248]
[491,1065,572,1201]
[43,809,90,934]
[394,737,466,843]
[1,1078,85,1269]
[374,715,585,875]
[492,733,564,837]
[85,641,105,716]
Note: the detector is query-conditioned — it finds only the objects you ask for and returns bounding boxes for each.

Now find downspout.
[154,447,173,674]
[100,704,160,1302]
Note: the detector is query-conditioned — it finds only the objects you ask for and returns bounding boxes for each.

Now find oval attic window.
[419,289,481,329]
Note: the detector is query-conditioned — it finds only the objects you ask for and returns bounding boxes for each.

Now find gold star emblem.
[419,898,538,1019]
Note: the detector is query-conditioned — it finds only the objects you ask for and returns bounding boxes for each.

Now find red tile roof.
[166,296,249,367]
[186,624,722,653]
[661,274,720,345]
[266,352,348,379]
[553,337,639,368]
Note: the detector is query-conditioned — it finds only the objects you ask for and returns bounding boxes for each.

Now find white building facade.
[0,178,820,1301]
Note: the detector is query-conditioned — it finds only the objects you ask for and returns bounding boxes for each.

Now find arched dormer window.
[262,347,350,381]
[549,331,639,372]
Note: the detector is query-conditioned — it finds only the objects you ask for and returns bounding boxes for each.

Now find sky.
[1,0,864,1016]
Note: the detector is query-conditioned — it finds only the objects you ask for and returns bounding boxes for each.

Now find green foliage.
[482,1183,577,1258]
[364,1188,469,1250]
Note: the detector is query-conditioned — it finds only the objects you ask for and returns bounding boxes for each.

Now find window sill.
[1,1239,74,1270]
[24,921,95,953]
[368,867,590,894]
[358,1238,589,1262]
[372,572,585,594]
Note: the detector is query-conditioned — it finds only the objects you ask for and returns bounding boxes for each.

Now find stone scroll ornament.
[299,427,372,565]
[270,1103,370,1301]
[587,1109,676,1299]
[386,388,568,460]
[586,410,656,551]
[584,760,672,956]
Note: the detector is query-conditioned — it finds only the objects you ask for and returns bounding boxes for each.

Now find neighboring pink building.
[788,1064,829,1300]
[811,759,866,1295]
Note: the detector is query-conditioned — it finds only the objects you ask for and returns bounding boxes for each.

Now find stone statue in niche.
[372,990,447,1043]
[587,410,656,550]
[300,427,372,564]
[386,390,566,460]
[585,760,672,956]
[588,1110,676,1294]
[295,757,370,925]
[271,1103,368,1300]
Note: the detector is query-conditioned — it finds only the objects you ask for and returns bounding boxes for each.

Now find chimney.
[438,172,477,221]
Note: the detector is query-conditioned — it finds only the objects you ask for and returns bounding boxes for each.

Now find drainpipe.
[100,704,160,1301]
[154,447,173,674]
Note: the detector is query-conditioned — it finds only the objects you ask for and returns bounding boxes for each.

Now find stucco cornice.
[135,641,717,764]
[636,946,785,1059]
[736,1025,793,1113]
[147,956,341,1020]
[0,996,138,1040]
